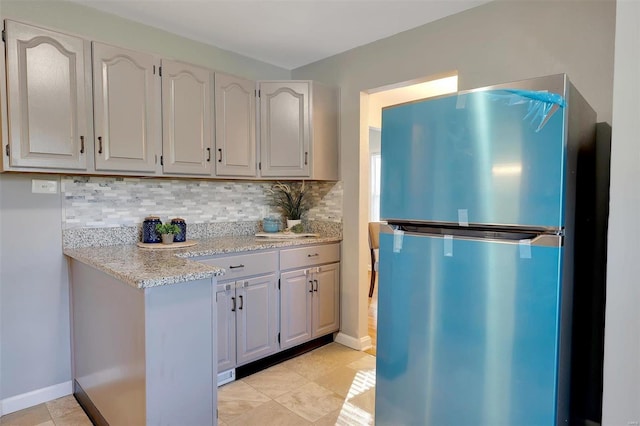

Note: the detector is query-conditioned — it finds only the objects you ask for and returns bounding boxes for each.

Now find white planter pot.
[286,219,301,229]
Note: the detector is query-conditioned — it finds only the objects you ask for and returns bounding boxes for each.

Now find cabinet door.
[162,60,213,175]
[93,42,158,172]
[236,274,279,366]
[259,82,310,177]
[214,73,256,177]
[5,20,89,170]
[216,283,236,373]
[313,263,340,337]
[280,269,313,349]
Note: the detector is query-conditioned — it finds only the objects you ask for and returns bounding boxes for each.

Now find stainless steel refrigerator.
[375,74,603,425]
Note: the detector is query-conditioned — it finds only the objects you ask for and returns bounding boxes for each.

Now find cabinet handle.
[314,279,318,292]
[238,295,243,310]
[307,253,319,258]
[218,148,222,162]
[229,264,245,269]
[304,151,308,165]
[206,147,211,162]
[309,280,314,293]
[98,136,103,154]
[80,136,85,154]
[231,296,236,312]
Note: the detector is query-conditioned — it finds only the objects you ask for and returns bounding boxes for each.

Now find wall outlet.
[31,179,58,194]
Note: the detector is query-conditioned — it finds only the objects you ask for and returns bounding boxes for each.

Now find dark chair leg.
[369,248,376,297]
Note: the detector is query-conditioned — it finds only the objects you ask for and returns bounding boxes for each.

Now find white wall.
[602,1,640,423]
[0,0,290,411]
[293,0,615,363]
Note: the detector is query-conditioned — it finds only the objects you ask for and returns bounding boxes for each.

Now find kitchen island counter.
[64,234,342,289]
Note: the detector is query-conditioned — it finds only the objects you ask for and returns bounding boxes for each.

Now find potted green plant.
[155,223,181,244]
[269,181,309,229]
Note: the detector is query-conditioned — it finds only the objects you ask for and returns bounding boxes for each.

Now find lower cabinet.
[216,273,279,374]
[280,244,341,350]
[280,263,340,349]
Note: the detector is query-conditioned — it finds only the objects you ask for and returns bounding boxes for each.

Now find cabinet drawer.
[280,243,340,271]
[199,251,277,281]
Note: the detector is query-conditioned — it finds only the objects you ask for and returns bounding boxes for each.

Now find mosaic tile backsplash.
[61,176,342,230]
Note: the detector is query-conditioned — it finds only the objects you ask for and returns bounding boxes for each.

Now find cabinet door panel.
[313,263,340,337]
[215,73,256,177]
[5,20,88,169]
[236,274,279,365]
[93,42,157,172]
[162,60,212,175]
[259,82,309,177]
[280,269,313,349]
[216,283,236,373]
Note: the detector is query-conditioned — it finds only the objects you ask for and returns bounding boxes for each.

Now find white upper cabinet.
[92,42,159,173]
[161,59,213,175]
[4,20,90,170]
[214,73,256,177]
[259,81,309,178]
[258,81,339,180]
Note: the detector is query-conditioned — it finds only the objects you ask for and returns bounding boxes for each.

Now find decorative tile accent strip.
[61,177,342,229]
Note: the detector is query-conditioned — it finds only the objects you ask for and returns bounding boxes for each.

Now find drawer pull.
[314,279,318,292]
[231,296,236,312]
[309,280,314,293]
[98,136,103,154]
[238,295,243,310]
[206,147,211,162]
[307,253,319,258]
[229,264,245,269]
[80,136,85,154]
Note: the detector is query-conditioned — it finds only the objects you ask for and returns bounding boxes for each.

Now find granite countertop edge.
[64,235,342,289]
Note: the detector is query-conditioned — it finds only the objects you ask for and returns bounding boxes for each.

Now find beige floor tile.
[0,404,51,426]
[51,409,92,426]
[313,366,360,398]
[347,387,375,416]
[228,400,311,426]
[217,380,271,423]
[313,403,374,426]
[34,421,55,426]
[275,382,344,423]
[242,364,309,399]
[311,343,369,365]
[346,354,376,371]
[280,352,341,381]
[45,396,80,419]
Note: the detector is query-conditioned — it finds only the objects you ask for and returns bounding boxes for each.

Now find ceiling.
[70,0,489,70]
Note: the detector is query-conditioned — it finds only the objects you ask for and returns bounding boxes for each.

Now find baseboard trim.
[335,332,372,351]
[0,381,72,416]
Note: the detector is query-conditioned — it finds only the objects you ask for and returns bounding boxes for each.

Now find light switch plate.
[31,179,58,194]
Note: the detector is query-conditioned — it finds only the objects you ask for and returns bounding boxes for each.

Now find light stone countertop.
[64,235,342,289]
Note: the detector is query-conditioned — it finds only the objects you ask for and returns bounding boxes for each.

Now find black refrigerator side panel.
[569,121,611,425]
